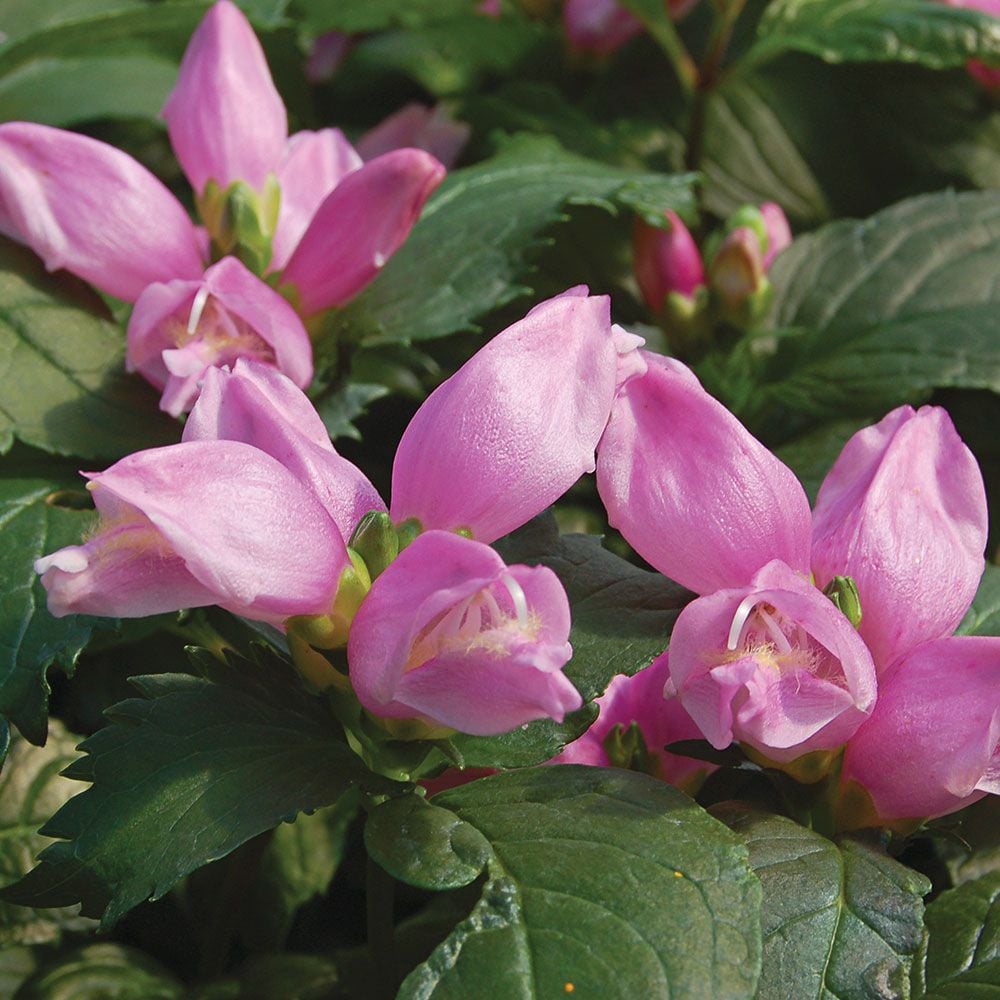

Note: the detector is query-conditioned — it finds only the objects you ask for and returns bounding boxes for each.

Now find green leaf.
[0,0,147,45]
[447,513,689,770]
[16,943,183,1000]
[0,54,178,126]
[365,794,492,892]
[3,647,397,927]
[719,808,930,1000]
[923,871,1000,997]
[294,0,470,33]
[399,766,762,999]
[748,191,1000,437]
[0,719,95,945]
[196,954,340,1000]
[239,790,361,951]
[320,136,696,351]
[745,0,1000,71]
[0,946,41,998]
[0,240,179,460]
[773,418,868,502]
[958,565,1000,637]
[314,382,389,442]
[0,453,101,744]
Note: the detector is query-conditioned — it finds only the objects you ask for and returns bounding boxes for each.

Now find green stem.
[642,11,699,96]
[367,857,398,1000]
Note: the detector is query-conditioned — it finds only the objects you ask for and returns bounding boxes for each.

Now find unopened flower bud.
[633,211,705,314]
[349,511,400,581]
[708,226,765,307]
[823,575,863,628]
[759,201,792,268]
[196,176,280,274]
[286,549,371,650]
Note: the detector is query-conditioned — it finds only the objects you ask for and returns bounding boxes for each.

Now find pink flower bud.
[759,201,792,269]
[563,0,644,55]
[709,226,765,306]
[841,636,1000,823]
[163,0,287,194]
[668,560,876,761]
[348,530,581,735]
[812,405,987,671]
[551,653,715,788]
[939,0,1000,89]
[305,31,352,84]
[0,122,203,302]
[632,211,705,312]
[390,288,623,543]
[35,441,350,624]
[597,353,812,594]
[356,104,470,170]
[126,256,313,416]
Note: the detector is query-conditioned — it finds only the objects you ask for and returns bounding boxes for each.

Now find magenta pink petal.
[632,210,705,311]
[163,0,287,194]
[390,291,617,542]
[281,149,445,315]
[356,103,470,170]
[597,353,812,594]
[0,122,203,301]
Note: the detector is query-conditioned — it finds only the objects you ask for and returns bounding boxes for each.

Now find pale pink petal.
[597,354,812,594]
[759,202,792,269]
[185,362,384,541]
[271,129,363,271]
[305,31,352,84]
[390,291,617,542]
[163,0,287,193]
[842,636,1000,821]
[632,211,704,311]
[281,149,445,315]
[356,103,470,170]
[563,0,643,54]
[0,122,203,301]
[812,405,987,670]
[86,440,348,622]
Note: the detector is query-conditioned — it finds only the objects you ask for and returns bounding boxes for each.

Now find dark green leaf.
[16,943,183,1000]
[923,871,1000,998]
[3,647,397,927]
[239,790,361,951]
[365,793,492,891]
[399,766,762,999]
[294,0,470,33]
[196,954,340,1000]
[719,808,930,1000]
[0,945,41,998]
[0,719,95,945]
[0,454,101,743]
[958,565,1000,638]
[749,191,1000,437]
[449,513,688,769]
[745,0,1000,71]
[321,136,696,351]
[0,54,177,125]
[314,382,389,442]
[0,240,179,460]
[773,418,868,503]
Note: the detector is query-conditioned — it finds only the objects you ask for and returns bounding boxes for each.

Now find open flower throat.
[407,572,540,671]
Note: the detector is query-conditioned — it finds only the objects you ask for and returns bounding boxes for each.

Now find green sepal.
[349,511,400,581]
[823,575,863,628]
[197,175,280,275]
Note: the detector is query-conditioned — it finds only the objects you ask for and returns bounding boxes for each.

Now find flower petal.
[271,129,363,271]
[812,405,987,670]
[597,354,812,593]
[842,636,1000,821]
[390,291,618,542]
[281,149,445,314]
[356,103,470,170]
[163,0,287,193]
[0,122,203,301]
[632,210,704,311]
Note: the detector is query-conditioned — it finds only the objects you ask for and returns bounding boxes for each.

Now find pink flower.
[126,257,313,417]
[841,637,1000,823]
[551,653,715,788]
[34,441,350,625]
[356,104,471,171]
[348,530,581,735]
[390,288,638,543]
[563,0,699,55]
[305,31,353,85]
[632,211,705,313]
[0,0,444,410]
[940,0,1000,89]
[759,201,792,269]
[597,354,986,760]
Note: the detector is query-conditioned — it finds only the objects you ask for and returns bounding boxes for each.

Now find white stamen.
[187,285,211,335]
[500,572,529,630]
[373,251,387,268]
[727,595,758,651]
[757,607,792,654]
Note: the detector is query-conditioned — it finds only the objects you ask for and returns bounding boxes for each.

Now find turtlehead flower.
[564,0,698,56]
[357,103,471,170]
[633,210,705,314]
[597,352,986,763]
[551,654,714,788]
[348,531,580,735]
[0,0,444,412]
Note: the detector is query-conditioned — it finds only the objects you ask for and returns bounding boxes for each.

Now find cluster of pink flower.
[0,0,449,416]
[10,1,998,836]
